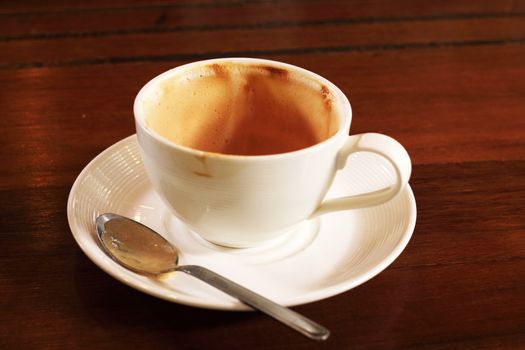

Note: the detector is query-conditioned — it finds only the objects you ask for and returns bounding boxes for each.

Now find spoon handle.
[176,265,330,341]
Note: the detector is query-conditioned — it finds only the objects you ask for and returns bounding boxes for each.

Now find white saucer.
[67,135,416,311]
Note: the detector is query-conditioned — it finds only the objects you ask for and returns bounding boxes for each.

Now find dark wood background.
[1,1,524,349]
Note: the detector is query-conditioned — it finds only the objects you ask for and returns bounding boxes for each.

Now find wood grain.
[3,15,525,68]
[1,1,524,349]
[1,1,524,40]
[1,0,523,17]
[2,44,524,191]
[1,161,524,349]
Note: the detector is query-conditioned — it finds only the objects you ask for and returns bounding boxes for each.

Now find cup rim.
[134,57,352,161]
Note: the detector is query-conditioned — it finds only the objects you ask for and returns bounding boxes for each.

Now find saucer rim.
[67,135,417,311]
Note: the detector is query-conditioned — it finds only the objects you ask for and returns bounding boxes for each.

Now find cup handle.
[313,133,412,217]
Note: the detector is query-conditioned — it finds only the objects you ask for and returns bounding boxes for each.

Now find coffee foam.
[142,63,339,155]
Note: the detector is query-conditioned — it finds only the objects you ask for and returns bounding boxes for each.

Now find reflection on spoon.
[96,213,330,341]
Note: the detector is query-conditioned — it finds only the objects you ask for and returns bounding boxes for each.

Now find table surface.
[1,1,524,349]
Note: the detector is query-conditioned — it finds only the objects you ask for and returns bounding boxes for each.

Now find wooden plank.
[398,160,525,268]
[333,260,525,349]
[2,16,525,68]
[1,0,525,38]
[1,161,524,348]
[1,0,523,15]
[1,251,523,349]
[2,0,525,16]
[0,0,227,14]
[1,43,524,190]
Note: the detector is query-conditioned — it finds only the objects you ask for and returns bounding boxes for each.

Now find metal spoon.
[96,213,330,341]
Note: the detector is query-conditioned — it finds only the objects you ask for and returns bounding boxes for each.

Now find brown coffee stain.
[144,62,339,156]
[193,153,212,177]
[320,85,333,112]
[193,171,212,178]
[258,65,289,79]
[195,153,208,164]
[209,63,228,79]
[216,68,318,156]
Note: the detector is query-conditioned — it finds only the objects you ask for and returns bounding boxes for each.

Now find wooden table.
[1,1,524,349]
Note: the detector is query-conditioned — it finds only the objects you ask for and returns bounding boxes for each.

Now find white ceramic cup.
[134,58,411,248]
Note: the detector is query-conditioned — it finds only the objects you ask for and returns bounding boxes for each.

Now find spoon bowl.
[96,213,179,275]
[96,213,330,341]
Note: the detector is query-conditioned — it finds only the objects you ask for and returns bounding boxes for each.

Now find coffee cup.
[134,58,411,248]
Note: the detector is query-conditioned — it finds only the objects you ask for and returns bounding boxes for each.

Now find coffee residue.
[320,85,332,112]
[144,63,339,156]
[257,65,289,78]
